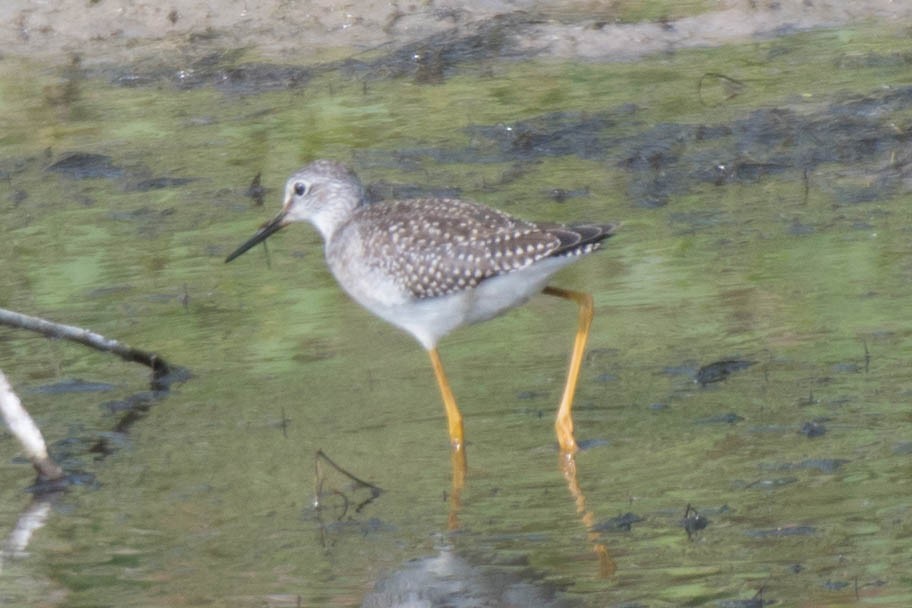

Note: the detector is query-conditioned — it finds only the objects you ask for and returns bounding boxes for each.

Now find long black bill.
[225,211,288,263]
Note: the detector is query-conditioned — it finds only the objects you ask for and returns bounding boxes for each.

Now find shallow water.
[2,19,912,607]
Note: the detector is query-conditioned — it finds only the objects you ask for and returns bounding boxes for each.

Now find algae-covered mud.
[2,2,912,606]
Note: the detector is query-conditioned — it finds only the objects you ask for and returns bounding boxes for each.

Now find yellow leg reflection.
[542,286,594,454]
[448,447,466,531]
[544,286,613,576]
[561,453,616,578]
[428,347,467,530]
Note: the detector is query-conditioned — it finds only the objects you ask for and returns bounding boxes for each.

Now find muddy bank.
[2,0,910,68]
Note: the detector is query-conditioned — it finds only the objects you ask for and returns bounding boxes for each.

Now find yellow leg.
[545,287,612,577]
[428,348,465,451]
[543,286,594,456]
[427,347,466,530]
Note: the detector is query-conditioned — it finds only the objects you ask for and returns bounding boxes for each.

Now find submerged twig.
[697,72,746,106]
[246,171,266,206]
[682,503,709,541]
[0,307,172,378]
[0,370,64,481]
[313,449,383,514]
[313,449,384,549]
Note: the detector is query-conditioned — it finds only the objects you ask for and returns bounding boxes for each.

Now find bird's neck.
[312,195,365,243]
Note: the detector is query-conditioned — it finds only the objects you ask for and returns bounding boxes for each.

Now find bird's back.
[329,197,616,301]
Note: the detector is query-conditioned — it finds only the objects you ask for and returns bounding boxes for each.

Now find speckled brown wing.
[354,198,616,299]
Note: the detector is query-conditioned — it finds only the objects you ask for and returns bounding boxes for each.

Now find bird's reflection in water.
[361,546,583,608]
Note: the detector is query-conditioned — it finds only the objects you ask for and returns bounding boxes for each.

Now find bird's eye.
[294,182,308,196]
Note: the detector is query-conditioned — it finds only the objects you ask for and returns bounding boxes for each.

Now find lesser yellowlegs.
[226,160,617,458]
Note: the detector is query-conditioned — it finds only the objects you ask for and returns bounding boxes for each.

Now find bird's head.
[225,160,364,263]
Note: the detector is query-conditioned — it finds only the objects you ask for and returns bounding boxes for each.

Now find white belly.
[331,252,581,350]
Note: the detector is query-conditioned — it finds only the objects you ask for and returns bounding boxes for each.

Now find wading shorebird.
[226,160,617,465]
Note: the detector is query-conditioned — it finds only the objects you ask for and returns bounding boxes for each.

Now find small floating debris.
[695,412,744,425]
[246,172,266,206]
[547,186,590,203]
[46,152,123,180]
[695,359,755,386]
[576,437,610,450]
[591,512,643,533]
[799,421,827,438]
[682,503,709,540]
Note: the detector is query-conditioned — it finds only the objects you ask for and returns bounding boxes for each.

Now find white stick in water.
[0,370,63,480]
